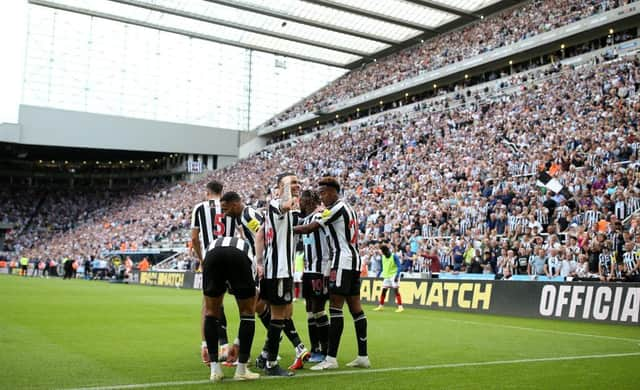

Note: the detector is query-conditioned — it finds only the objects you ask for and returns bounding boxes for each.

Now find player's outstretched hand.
[226,343,239,363]
[257,264,264,280]
[282,197,299,212]
[201,344,211,367]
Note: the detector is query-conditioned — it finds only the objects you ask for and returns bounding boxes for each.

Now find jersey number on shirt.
[349,219,358,245]
[214,214,225,236]
[265,227,274,245]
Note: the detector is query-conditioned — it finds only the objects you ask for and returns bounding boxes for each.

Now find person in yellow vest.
[373,244,404,312]
[463,245,475,268]
[19,256,29,277]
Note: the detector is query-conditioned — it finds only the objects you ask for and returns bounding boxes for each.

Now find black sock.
[218,307,229,346]
[259,306,271,330]
[352,310,368,356]
[204,315,219,363]
[238,315,255,364]
[283,318,303,349]
[315,312,330,354]
[307,313,318,353]
[327,308,344,358]
[259,307,271,356]
[266,319,285,363]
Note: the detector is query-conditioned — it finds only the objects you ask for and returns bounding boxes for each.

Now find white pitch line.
[427,316,640,343]
[387,311,640,343]
[62,351,640,390]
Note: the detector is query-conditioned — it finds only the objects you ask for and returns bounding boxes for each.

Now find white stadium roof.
[29,0,521,68]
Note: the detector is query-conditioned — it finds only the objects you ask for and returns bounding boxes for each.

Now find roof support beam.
[204,0,401,45]
[303,0,438,33]
[405,0,477,19]
[29,0,349,68]
[108,0,371,57]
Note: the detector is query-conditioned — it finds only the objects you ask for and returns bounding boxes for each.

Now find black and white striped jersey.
[264,199,300,279]
[599,253,612,275]
[583,210,601,228]
[235,205,264,255]
[555,205,569,220]
[208,236,254,263]
[626,196,640,215]
[508,215,527,232]
[301,212,331,276]
[608,232,623,252]
[191,199,237,256]
[535,209,549,226]
[458,218,471,236]
[438,248,452,268]
[318,199,361,272]
[622,251,639,275]
[614,200,626,220]
[567,245,581,261]
[545,256,561,275]
[421,224,434,238]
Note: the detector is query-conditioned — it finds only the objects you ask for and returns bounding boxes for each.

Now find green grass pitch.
[1,276,639,390]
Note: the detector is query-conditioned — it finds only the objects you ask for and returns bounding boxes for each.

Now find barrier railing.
[113,270,640,325]
[5,269,634,324]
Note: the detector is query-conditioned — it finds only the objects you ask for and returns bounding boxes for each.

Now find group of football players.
[191,174,370,382]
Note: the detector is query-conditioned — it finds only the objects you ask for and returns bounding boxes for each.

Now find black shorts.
[302,273,329,300]
[328,268,361,296]
[21,265,28,271]
[203,247,256,300]
[259,277,294,305]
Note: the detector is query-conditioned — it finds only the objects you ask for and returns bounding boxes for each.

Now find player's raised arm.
[276,175,300,213]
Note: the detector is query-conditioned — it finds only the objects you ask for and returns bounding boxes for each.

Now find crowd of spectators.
[1,2,639,283]
[231,53,640,282]
[1,179,192,265]
[262,0,637,128]
[1,188,43,234]
[3,54,640,282]
[266,58,579,145]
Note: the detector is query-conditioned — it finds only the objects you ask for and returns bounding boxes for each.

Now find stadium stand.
[259,0,638,130]
[2,1,640,283]
[4,50,639,282]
